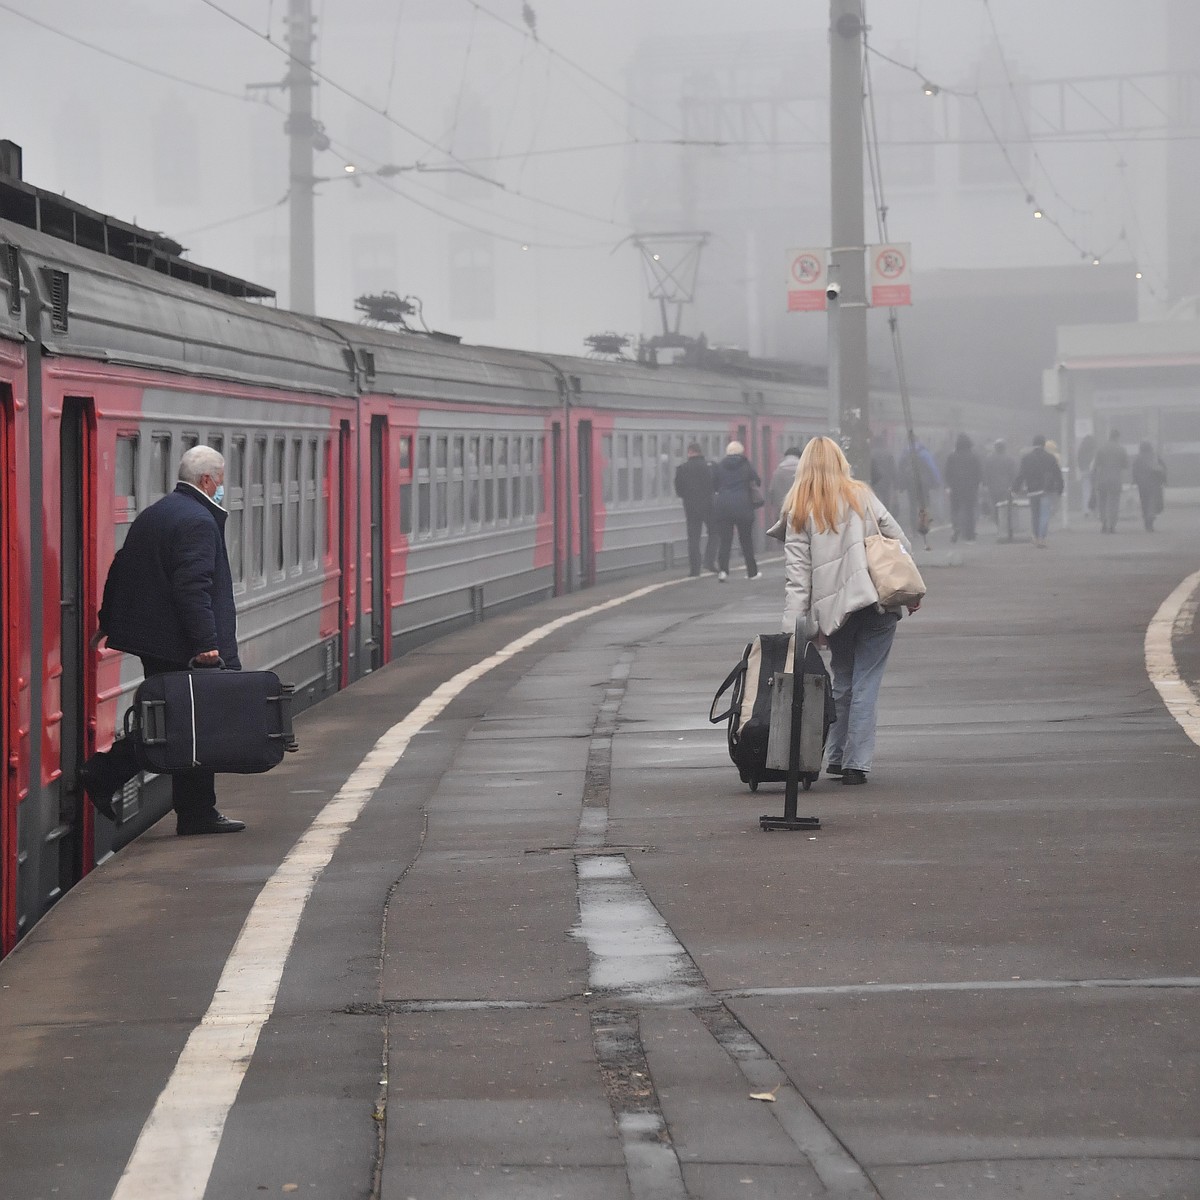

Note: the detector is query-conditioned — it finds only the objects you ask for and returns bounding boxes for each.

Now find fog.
[1,0,1195,390]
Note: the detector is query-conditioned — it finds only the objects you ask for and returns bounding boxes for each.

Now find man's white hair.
[178,445,225,485]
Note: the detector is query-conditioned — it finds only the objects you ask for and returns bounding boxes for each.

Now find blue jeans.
[826,606,900,773]
[1029,493,1052,540]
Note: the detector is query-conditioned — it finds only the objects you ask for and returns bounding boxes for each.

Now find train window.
[271,438,286,574]
[496,436,509,521]
[398,435,413,537]
[616,434,629,504]
[305,439,318,565]
[227,436,246,586]
[114,434,139,548]
[435,435,448,533]
[522,437,534,518]
[149,433,171,501]
[631,434,644,502]
[251,436,266,584]
[483,436,494,524]
[601,435,613,504]
[323,438,333,560]
[467,436,480,526]
[535,437,545,515]
[417,434,431,536]
[288,438,302,571]
[450,435,465,531]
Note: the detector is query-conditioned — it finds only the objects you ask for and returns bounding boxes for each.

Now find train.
[0,175,1001,955]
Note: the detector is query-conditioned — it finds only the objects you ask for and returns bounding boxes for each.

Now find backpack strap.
[709,644,751,723]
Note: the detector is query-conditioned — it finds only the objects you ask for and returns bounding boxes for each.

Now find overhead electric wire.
[0,0,256,101]
[195,0,629,233]
[862,26,928,544]
[177,192,290,237]
[458,0,684,139]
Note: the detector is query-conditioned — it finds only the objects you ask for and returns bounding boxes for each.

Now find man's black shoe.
[79,764,117,822]
[825,764,846,777]
[177,813,246,836]
[841,769,868,785]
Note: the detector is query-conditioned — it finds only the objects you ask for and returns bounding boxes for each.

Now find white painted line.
[721,976,1200,999]
[112,574,699,1200]
[1144,568,1200,749]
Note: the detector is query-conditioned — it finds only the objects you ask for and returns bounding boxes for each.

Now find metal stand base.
[760,814,821,831]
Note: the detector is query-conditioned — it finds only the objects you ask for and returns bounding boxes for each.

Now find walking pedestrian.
[1013,434,1064,548]
[982,438,1018,526]
[869,434,898,511]
[767,445,802,516]
[896,440,940,538]
[781,436,919,785]
[674,442,717,576]
[1131,441,1167,532]
[81,446,246,835]
[1092,429,1129,533]
[711,440,762,581]
[943,433,982,543]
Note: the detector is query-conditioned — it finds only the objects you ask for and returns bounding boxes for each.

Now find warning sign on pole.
[870,243,912,307]
[786,247,828,312]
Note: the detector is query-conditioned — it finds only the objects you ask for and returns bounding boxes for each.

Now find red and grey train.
[0,191,990,955]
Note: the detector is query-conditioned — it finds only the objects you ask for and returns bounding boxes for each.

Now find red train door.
[367,414,389,670]
[0,383,13,948]
[576,420,595,588]
[54,397,93,890]
[337,420,352,688]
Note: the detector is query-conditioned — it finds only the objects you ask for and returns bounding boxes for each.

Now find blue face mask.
[212,484,225,506]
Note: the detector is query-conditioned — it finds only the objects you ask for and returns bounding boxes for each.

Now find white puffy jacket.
[782,490,910,637]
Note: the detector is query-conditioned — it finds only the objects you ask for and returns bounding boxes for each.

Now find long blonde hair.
[785,436,868,533]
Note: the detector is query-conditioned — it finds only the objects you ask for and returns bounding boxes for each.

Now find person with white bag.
[780,437,924,785]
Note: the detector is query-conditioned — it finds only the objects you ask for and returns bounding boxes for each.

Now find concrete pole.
[287,0,316,314]
[828,0,870,478]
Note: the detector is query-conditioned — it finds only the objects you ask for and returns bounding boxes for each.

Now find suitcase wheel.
[802,775,813,791]
[748,779,759,792]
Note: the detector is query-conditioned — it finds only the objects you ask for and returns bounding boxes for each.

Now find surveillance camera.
[825,280,842,300]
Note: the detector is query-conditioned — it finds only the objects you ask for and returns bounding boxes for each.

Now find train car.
[0,173,1007,953]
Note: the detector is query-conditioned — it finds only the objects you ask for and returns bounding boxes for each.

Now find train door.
[551,421,564,595]
[367,415,387,670]
[0,384,12,947]
[53,397,92,896]
[576,420,595,588]
[337,420,352,687]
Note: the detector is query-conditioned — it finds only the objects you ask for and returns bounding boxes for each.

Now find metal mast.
[287,0,316,314]
[829,0,869,476]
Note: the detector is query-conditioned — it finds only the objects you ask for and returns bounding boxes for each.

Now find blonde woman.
[781,437,919,785]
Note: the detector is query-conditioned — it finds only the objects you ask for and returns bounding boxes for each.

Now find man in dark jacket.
[1013,434,1064,548]
[943,432,983,543]
[82,446,246,835]
[674,442,716,576]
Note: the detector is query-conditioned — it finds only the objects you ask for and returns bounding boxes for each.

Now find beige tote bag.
[864,506,926,608]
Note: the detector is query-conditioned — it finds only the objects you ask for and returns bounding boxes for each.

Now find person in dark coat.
[982,438,1018,523]
[767,445,803,516]
[943,432,983,543]
[711,440,761,581]
[1013,434,1064,548]
[869,435,898,511]
[674,442,716,576]
[1131,441,1167,531]
[81,446,246,835]
[1092,428,1130,534]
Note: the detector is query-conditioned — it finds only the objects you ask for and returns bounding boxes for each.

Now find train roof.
[0,218,352,395]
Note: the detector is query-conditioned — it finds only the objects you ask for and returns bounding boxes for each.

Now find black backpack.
[710,633,835,791]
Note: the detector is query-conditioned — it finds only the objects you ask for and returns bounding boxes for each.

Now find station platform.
[2,507,1199,1200]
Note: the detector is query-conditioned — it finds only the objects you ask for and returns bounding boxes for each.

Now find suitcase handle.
[267,684,300,753]
[137,699,168,745]
[709,648,750,724]
[187,656,226,669]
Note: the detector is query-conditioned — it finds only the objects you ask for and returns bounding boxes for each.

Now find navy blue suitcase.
[125,667,298,774]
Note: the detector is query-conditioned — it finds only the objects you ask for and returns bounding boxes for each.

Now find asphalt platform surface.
[1,504,1198,1200]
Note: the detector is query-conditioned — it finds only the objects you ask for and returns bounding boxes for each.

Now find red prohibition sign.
[791,253,822,285]
[875,247,906,279]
